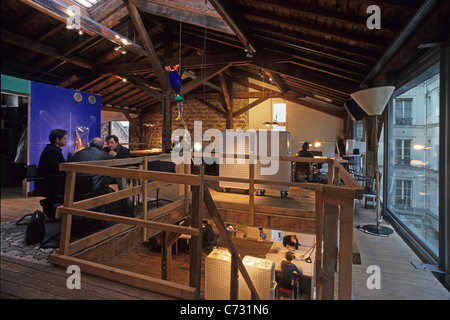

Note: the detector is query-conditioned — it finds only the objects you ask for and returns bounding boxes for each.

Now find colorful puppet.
[165,65,184,122]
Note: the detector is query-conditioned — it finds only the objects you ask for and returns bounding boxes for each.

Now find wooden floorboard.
[352,202,450,300]
[0,256,174,300]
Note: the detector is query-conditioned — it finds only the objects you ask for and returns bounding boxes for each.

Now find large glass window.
[387,63,440,255]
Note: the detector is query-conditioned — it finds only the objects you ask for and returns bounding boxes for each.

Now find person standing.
[335,130,347,158]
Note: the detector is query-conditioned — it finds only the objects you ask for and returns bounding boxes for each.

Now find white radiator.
[238,256,276,300]
[205,248,232,300]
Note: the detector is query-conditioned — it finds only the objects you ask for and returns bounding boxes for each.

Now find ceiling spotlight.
[258,68,264,78]
[78,30,83,35]
[114,46,127,54]
[122,77,127,82]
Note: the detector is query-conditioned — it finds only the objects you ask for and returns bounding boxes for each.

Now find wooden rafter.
[181,64,231,96]
[218,73,232,112]
[125,75,163,102]
[184,71,222,92]
[196,99,226,117]
[243,11,388,50]
[250,61,357,95]
[233,98,268,117]
[125,0,169,91]
[1,29,96,70]
[247,0,398,34]
[267,71,286,94]
[139,0,233,34]
[208,0,258,53]
[124,112,142,140]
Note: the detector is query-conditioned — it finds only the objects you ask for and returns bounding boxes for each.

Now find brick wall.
[138,82,249,148]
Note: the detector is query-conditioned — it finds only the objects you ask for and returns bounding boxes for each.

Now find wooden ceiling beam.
[233,98,268,117]
[252,25,378,65]
[251,61,357,95]
[208,0,258,53]
[124,112,142,140]
[124,74,163,101]
[283,95,345,119]
[181,64,231,96]
[125,0,169,91]
[20,0,146,56]
[244,11,388,50]
[184,71,222,92]
[267,71,287,94]
[248,0,398,33]
[357,0,417,11]
[139,0,233,34]
[184,91,282,100]
[218,72,232,112]
[101,106,141,114]
[1,29,96,70]
[196,99,227,117]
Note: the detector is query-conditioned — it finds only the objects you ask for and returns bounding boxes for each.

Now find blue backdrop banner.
[29,81,101,190]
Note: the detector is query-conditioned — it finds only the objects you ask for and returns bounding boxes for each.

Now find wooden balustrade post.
[230,253,239,299]
[59,171,76,255]
[184,163,191,215]
[338,202,354,300]
[161,231,172,281]
[334,165,340,186]
[314,189,324,300]
[249,162,255,226]
[327,159,334,185]
[142,156,148,241]
[189,165,204,299]
[322,202,339,300]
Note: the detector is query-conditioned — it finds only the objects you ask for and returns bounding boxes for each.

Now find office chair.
[276,273,299,300]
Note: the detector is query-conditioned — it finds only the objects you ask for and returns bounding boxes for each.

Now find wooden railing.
[50,154,362,300]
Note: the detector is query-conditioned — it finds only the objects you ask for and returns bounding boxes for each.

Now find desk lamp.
[351,86,395,236]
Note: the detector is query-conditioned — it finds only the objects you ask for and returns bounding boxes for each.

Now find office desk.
[265,242,315,299]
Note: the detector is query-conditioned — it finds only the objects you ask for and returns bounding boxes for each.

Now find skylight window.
[72,0,101,10]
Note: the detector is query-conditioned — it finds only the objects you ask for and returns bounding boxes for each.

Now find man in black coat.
[72,137,113,193]
[104,134,130,159]
[36,129,67,196]
[104,134,130,193]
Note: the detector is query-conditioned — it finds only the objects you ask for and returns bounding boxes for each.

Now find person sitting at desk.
[104,134,130,159]
[283,234,300,250]
[279,252,303,290]
[298,141,314,158]
[36,129,67,196]
[72,138,112,198]
[202,220,215,244]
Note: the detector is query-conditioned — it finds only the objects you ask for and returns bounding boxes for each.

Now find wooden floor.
[102,237,273,296]
[352,202,450,300]
[208,184,316,211]
[0,256,172,300]
[1,186,449,299]
[1,187,43,223]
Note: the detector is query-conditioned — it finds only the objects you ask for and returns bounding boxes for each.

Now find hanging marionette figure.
[165,64,184,124]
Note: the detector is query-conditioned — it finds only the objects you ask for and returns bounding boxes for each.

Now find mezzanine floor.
[1,187,449,300]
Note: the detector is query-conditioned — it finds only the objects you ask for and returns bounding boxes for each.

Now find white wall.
[249,97,344,158]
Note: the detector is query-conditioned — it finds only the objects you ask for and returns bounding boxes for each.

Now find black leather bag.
[25,210,46,245]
